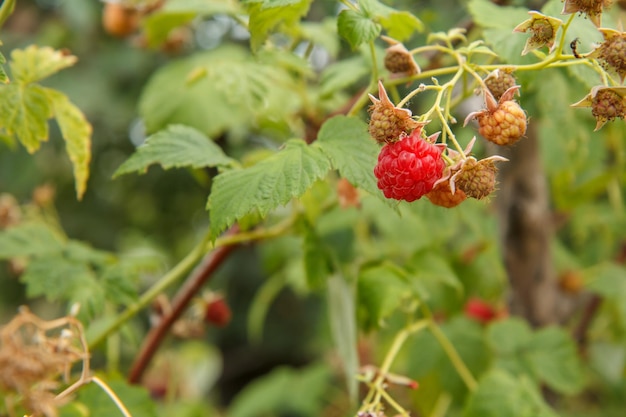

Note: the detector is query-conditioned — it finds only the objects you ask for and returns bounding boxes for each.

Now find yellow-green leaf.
[46,89,92,200]
[0,83,52,152]
[9,45,77,85]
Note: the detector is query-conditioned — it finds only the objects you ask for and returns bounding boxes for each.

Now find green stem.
[87,231,212,349]
[427,320,477,391]
[358,320,428,414]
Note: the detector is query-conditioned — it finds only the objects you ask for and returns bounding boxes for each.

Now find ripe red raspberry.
[426,180,467,208]
[465,86,527,146]
[374,129,445,202]
[204,297,232,327]
[368,80,423,144]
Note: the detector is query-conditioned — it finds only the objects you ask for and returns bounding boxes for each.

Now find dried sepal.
[586,28,626,83]
[571,85,626,130]
[513,11,562,56]
[562,0,613,27]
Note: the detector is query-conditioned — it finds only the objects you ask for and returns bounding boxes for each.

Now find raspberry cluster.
[374,129,445,202]
[368,81,519,206]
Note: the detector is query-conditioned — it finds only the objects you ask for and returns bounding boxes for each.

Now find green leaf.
[0,222,65,259]
[0,0,16,30]
[0,50,8,84]
[71,378,157,417]
[139,46,302,137]
[0,83,52,152]
[337,9,381,49]
[114,125,235,177]
[208,139,331,238]
[9,45,77,85]
[229,364,331,417]
[585,262,626,327]
[142,0,242,46]
[319,55,370,98]
[246,0,313,52]
[466,0,531,64]
[299,19,340,58]
[407,317,490,397]
[327,274,359,403]
[380,11,423,41]
[20,256,97,303]
[357,264,410,330]
[487,318,585,395]
[528,327,585,394]
[315,116,379,197]
[46,89,92,200]
[464,370,559,417]
[408,251,463,294]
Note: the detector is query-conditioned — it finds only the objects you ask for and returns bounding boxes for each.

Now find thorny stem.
[88,215,298,350]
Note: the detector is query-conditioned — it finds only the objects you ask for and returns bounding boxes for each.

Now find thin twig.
[91,376,134,417]
[127,225,240,384]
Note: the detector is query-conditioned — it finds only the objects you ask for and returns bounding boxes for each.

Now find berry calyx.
[368,80,423,144]
[374,128,445,202]
[465,86,527,146]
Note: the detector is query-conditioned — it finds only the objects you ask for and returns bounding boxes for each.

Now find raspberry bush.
[0,1,625,417]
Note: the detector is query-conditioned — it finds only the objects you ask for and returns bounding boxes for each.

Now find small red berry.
[204,297,232,327]
[464,298,498,324]
[374,129,445,202]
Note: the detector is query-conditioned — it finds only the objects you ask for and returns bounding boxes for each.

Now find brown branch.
[573,294,602,352]
[128,225,240,384]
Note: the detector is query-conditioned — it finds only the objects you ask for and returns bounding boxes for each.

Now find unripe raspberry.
[374,129,445,202]
[383,42,420,76]
[484,69,516,101]
[465,86,527,146]
[558,270,584,294]
[102,2,139,37]
[426,180,467,208]
[591,87,626,122]
[454,158,498,200]
[368,80,422,144]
